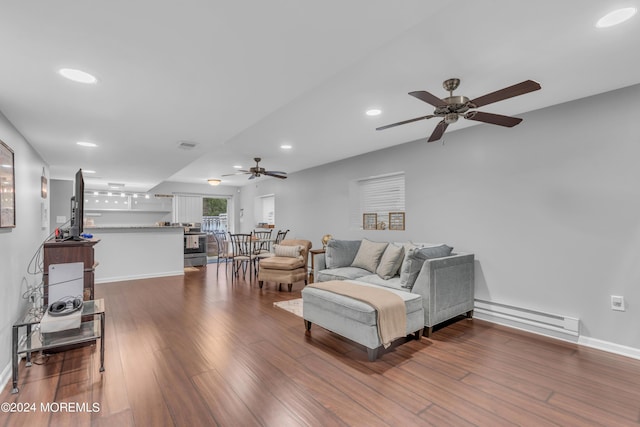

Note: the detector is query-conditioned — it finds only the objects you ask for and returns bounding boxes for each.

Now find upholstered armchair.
[258,239,312,291]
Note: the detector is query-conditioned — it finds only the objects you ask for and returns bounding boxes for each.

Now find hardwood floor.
[3,265,640,426]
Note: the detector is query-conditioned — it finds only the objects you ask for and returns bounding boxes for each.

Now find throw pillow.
[376,243,405,279]
[416,244,454,259]
[398,242,420,281]
[325,239,362,268]
[400,244,454,289]
[350,239,388,273]
[274,244,302,258]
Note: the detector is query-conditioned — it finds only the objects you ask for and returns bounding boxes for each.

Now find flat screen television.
[68,168,84,240]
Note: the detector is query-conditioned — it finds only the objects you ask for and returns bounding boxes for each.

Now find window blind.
[173,194,204,224]
[350,172,405,228]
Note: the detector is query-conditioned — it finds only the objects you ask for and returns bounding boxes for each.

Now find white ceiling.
[1,1,639,191]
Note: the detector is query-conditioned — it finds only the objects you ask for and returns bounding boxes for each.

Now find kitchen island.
[85,226,184,283]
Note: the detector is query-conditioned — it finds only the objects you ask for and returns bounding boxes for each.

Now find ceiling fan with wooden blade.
[377,78,541,142]
[222,157,287,180]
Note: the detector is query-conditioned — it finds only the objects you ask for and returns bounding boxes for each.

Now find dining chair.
[274,229,289,245]
[252,229,273,255]
[228,233,255,283]
[212,231,232,278]
[252,229,274,276]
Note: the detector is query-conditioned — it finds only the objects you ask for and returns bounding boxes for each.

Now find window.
[203,197,228,232]
[174,194,232,232]
[350,172,405,229]
[173,194,203,224]
[254,194,275,227]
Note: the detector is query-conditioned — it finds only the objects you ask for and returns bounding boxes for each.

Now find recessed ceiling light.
[233,165,242,169]
[58,68,98,84]
[366,109,382,116]
[83,170,96,174]
[77,141,97,147]
[596,7,637,28]
[208,179,222,186]
[280,144,292,150]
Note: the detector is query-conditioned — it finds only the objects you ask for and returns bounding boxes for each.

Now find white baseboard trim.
[95,270,184,284]
[578,336,640,361]
[474,310,580,344]
[474,299,579,342]
[474,300,640,361]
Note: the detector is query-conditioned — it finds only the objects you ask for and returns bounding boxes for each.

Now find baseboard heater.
[474,299,580,342]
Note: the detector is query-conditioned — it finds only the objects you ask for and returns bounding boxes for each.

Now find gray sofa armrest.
[313,252,326,278]
[411,253,475,328]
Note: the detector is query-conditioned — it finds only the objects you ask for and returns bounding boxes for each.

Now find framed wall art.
[363,213,377,230]
[389,212,405,231]
[0,140,16,228]
[41,168,48,199]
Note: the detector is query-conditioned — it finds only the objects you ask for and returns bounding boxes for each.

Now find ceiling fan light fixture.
[207,179,221,186]
[444,113,459,124]
[596,8,637,28]
[58,68,98,84]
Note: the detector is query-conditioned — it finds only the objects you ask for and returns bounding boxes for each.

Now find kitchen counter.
[85,226,184,283]
[86,225,183,230]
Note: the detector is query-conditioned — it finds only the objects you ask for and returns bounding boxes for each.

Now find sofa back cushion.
[350,239,388,273]
[400,244,454,289]
[325,239,362,268]
[376,243,405,279]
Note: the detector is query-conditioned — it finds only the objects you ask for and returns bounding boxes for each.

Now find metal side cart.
[11,299,105,394]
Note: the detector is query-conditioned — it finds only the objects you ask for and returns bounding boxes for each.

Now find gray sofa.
[311,238,475,337]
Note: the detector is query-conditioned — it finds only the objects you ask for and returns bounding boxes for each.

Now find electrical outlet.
[611,295,625,311]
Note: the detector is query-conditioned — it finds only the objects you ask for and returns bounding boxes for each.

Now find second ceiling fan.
[377,78,541,142]
[222,157,287,180]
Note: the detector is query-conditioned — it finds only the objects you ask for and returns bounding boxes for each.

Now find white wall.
[238,83,640,352]
[49,179,72,231]
[0,111,50,385]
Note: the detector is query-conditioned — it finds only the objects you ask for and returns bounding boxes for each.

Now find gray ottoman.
[301,282,424,361]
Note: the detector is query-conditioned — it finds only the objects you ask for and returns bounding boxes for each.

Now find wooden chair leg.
[288,283,293,292]
[258,280,264,289]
